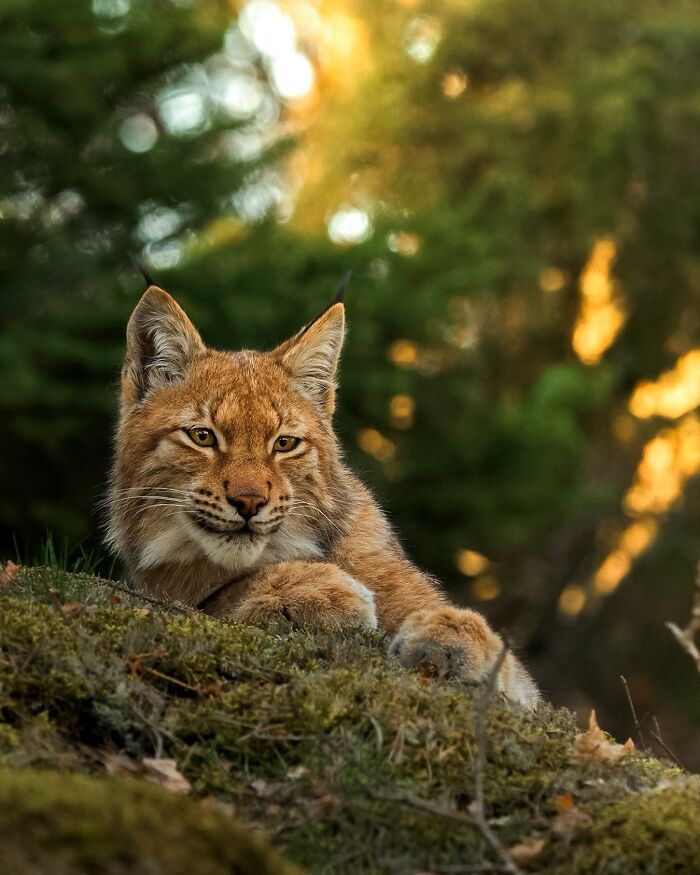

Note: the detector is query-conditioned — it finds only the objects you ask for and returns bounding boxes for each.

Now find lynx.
[107,281,539,707]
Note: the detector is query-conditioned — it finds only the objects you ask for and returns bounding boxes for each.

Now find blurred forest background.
[2,0,700,765]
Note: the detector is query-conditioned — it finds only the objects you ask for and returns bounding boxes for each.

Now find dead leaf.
[102,752,190,794]
[286,764,308,780]
[60,601,83,615]
[508,837,545,868]
[573,710,635,762]
[555,792,575,813]
[0,561,20,585]
[142,757,191,794]
[436,744,458,763]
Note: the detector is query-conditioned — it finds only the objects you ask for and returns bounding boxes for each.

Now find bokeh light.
[572,238,625,365]
[270,51,315,100]
[158,88,208,136]
[327,206,372,244]
[455,550,490,576]
[240,0,296,59]
[118,114,159,153]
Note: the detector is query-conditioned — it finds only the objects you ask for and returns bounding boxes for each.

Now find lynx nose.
[228,492,268,520]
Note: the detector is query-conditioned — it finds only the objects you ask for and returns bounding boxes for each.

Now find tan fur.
[107,285,539,708]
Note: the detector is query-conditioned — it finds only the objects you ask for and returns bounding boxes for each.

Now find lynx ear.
[122,286,205,408]
[275,302,345,414]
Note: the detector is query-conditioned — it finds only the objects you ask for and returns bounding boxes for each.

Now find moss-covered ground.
[1,568,699,874]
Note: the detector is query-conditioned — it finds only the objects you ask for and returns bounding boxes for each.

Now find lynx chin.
[106,281,539,708]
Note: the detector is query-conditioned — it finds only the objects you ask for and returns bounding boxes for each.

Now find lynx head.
[107,283,349,581]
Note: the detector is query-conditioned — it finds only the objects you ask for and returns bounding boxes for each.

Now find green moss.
[549,783,700,873]
[0,768,301,875]
[1,569,699,873]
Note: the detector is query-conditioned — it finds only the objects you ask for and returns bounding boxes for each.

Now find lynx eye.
[186,427,217,448]
[273,435,301,453]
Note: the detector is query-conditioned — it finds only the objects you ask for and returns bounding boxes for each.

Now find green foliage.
[0,0,261,546]
[2,569,699,874]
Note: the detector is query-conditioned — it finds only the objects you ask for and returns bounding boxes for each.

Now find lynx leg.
[204,560,377,630]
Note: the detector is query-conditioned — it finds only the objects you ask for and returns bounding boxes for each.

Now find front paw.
[233,563,377,630]
[389,606,539,708]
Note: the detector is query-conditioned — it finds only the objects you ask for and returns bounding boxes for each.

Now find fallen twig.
[620,675,646,750]
[366,788,511,874]
[650,716,684,770]
[666,561,700,673]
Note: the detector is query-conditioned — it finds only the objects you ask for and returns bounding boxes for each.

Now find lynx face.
[108,286,347,579]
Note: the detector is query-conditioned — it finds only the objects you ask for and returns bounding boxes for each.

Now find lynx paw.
[233,563,377,630]
[389,606,539,708]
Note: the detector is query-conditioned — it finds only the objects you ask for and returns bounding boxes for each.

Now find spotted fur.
[107,285,539,708]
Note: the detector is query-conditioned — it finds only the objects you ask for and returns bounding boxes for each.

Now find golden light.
[315,7,370,96]
[589,416,700,599]
[572,238,625,365]
[539,267,566,293]
[357,428,396,462]
[590,518,659,596]
[389,394,415,429]
[388,339,418,367]
[593,550,631,595]
[442,69,468,99]
[618,518,658,555]
[456,549,490,576]
[387,231,421,256]
[621,421,700,516]
[629,349,700,420]
[472,575,501,601]
[559,584,587,617]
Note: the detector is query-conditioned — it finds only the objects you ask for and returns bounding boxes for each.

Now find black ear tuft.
[130,253,158,289]
[334,271,352,305]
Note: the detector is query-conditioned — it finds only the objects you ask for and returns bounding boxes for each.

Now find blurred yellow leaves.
[441,69,468,99]
[387,231,421,256]
[357,428,396,461]
[580,330,700,610]
[572,238,625,365]
[455,550,499,600]
[559,584,586,617]
[592,518,658,596]
[624,416,700,516]
[629,349,700,420]
[389,394,415,429]
[472,575,500,600]
[581,417,700,611]
[539,266,566,294]
[456,549,490,576]
[388,339,418,366]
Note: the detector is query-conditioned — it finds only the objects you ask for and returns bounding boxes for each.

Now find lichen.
[1,568,698,873]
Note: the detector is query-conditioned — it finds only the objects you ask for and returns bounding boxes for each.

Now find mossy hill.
[1,568,699,874]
